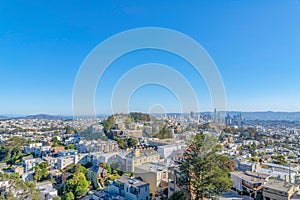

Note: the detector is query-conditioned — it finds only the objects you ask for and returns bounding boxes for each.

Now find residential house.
[234,158,261,172]
[263,180,299,200]
[91,165,108,186]
[108,176,150,200]
[135,162,169,195]
[11,165,23,176]
[91,152,118,167]
[36,182,58,200]
[22,156,44,172]
[50,146,65,156]
[231,171,269,199]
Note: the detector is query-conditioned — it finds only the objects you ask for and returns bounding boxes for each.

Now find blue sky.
[1,0,300,115]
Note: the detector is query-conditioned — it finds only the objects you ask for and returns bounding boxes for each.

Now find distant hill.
[226,111,300,121]
[23,114,69,120]
[0,115,7,120]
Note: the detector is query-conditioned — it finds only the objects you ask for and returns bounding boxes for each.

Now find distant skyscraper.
[213,108,217,122]
[190,111,195,119]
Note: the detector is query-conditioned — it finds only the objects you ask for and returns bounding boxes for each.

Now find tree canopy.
[178,133,233,200]
[61,164,90,199]
[102,115,115,132]
[153,124,173,139]
[0,173,40,199]
[34,162,50,182]
[168,191,185,200]
[116,137,139,149]
[129,112,151,122]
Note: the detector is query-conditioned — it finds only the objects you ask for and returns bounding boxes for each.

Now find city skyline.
[1,1,300,115]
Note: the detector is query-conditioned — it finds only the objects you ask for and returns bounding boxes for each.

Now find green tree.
[104,164,112,174]
[127,138,138,148]
[74,164,88,174]
[154,124,173,139]
[67,164,88,174]
[129,112,151,122]
[65,144,75,150]
[9,147,23,164]
[34,162,50,182]
[52,137,59,143]
[0,173,40,199]
[168,191,185,200]
[65,126,73,134]
[116,138,128,149]
[63,192,75,200]
[103,115,115,133]
[39,162,49,169]
[178,133,233,200]
[64,172,89,198]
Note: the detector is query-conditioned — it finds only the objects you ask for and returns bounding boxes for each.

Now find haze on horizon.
[1,1,300,115]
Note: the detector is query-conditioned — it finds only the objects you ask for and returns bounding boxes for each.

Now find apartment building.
[76,139,119,153]
[120,148,160,172]
[57,156,76,170]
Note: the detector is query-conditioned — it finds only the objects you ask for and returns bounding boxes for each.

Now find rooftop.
[126,148,159,159]
[264,162,298,173]
[135,162,168,173]
[230,171,268,184]
[22,156,34,161]
[157,143,186,149]
[58,149,78,153]
[117,176,149,188]
[264,180,297,192]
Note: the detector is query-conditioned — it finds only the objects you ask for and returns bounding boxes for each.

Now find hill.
[0,115,7,120]
[23,114,69,120]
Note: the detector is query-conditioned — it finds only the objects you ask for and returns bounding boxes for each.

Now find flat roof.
[264,163,297,172]
[117,176,148,187]
[135,162,168,173]
[230,171,268,184]
[264,180,296,192]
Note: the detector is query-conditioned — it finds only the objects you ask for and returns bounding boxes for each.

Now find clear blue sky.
[1,0,300,115]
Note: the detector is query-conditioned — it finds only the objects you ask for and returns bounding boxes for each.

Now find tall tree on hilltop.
[103,115,115,133]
